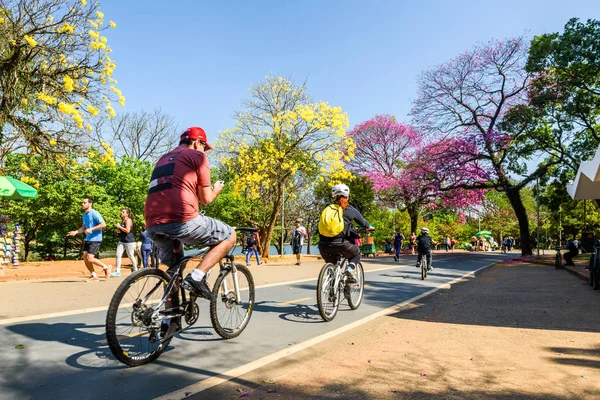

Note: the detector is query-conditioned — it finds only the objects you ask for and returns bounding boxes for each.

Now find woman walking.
[111,208,138,277]
[410,232,417,255]
[140,225,153,268]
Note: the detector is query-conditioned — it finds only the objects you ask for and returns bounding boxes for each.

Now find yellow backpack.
[318,204,345,237]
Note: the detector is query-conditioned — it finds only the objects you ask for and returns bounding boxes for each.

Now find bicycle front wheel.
[347,262,364,310]
[317,263,339,322]
[210,263,255,339]
[105,268,176,366]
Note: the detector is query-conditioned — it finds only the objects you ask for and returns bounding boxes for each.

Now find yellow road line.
[278,297,312,306]
[96,330,149,344]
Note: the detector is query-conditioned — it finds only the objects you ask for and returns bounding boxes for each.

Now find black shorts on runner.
[292,244,302,254]
[83,241,101,255]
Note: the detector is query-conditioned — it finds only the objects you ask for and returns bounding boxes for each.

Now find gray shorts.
[147,215,233,270]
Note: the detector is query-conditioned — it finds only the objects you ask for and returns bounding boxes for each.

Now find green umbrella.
[0,176,38,200]
[475,231,492,238]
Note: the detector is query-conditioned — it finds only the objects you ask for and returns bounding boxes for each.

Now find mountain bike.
[317,258,364,322]
[555,245,563,270]
[419,255,428,280]
[105,227,256,367]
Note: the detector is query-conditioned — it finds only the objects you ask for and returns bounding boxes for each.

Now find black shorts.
[292,244,302,254]
[83,241,101,255]
[318,241,360,264]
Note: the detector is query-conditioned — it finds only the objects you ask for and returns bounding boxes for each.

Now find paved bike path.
[0,253,509,399]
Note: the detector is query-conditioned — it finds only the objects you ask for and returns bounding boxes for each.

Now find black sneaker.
[182,274,212,300]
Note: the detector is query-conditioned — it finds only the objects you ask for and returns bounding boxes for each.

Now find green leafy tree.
[526,18,600,176]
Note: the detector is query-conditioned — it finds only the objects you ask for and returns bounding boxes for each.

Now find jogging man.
[416,227,435,271]
[67,196,111,282]
[318,184,373,283]
[144,127,236,300]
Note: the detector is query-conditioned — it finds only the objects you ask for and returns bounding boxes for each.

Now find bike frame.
[152,240,246,324]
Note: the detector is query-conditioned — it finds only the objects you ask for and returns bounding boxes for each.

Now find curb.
[563,264,589,282]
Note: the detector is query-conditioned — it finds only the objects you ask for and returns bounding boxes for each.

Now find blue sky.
[100,0,599,145]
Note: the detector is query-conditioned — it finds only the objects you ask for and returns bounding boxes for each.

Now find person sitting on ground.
[416,227,435,271]
[318,184,373,283]
[563,238,579,266]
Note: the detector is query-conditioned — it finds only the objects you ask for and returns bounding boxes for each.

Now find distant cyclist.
[416,227,435,271]
[318,184,373,283]
[144,127,236,300]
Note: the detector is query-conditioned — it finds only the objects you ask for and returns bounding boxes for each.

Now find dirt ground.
[196,262,600,400]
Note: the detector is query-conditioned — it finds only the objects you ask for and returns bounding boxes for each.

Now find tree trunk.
[260,186,283,258]
[407,203,419,235]
[63,236,68,258]
[505,187,532,255]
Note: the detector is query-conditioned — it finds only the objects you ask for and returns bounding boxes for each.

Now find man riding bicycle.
[318,184,373,283]
[416,227,434,271]
[144,126,236,300]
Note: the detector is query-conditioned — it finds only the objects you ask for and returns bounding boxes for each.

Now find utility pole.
[536,177,540,257]
[559,205,562,245]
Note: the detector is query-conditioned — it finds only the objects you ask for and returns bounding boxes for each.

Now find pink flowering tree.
[348,115,486,234]
[410,37,572,255]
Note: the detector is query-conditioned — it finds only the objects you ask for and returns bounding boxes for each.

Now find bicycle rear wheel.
[105,268,176,366]
[317,263,339,322]
[347,262,364,310]
[421,259,427,280]
[210,264,255,339]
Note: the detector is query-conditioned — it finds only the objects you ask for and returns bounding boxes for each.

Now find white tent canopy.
[567,146,600,200]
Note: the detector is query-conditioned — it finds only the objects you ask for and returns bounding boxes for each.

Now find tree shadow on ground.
[379,263,600,333]
[195,369,592,400]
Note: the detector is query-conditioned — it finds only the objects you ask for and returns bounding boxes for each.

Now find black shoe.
[182,274,212,300]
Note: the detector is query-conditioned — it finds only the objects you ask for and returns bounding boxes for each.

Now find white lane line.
[0,256,461,326]
[154,261,496,400]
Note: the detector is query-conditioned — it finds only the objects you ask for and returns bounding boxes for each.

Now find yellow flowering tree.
[216,76,354,257]
[0,0,123,167]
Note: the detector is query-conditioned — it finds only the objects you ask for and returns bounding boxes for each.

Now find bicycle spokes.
[110,274,169,360]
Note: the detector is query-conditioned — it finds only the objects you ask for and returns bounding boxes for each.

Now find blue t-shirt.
[83,209,104,242]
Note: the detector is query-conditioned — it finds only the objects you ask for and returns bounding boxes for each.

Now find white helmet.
[421,227,430,234]
[331,183,350,199]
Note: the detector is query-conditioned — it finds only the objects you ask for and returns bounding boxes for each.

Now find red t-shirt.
[144,147,211,227]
